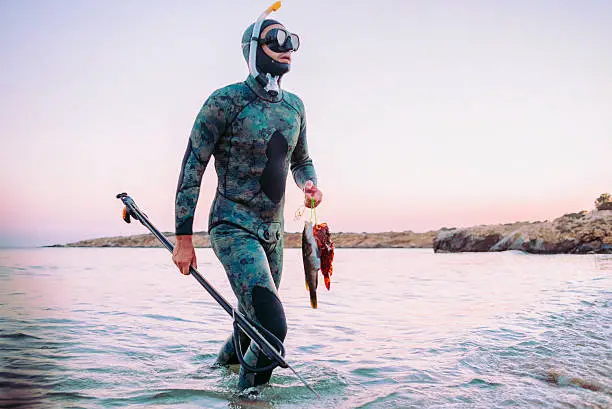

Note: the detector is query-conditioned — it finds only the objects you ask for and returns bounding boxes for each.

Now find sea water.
[1,248,610,408]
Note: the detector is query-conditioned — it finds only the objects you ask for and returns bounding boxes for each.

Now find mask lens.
[275,29,287,46]
[289,33,300,51]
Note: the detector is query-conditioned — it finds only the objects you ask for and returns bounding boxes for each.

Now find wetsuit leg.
[268,233,284,290]
[214,230,284,366]
[215,305,250,366]
[210,224,287,388]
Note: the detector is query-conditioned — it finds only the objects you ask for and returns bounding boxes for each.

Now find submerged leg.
[215,306,250,366]
[238,285,287,387]
[215,235,283,366]
[210,224,287,388]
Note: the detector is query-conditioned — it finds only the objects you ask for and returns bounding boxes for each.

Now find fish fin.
[309,287,317,309]
[310,298,318,309]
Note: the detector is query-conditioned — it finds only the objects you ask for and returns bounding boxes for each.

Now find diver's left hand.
[304,180,322,208]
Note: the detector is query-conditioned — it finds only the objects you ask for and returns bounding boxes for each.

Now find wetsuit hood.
[241,19,290,84]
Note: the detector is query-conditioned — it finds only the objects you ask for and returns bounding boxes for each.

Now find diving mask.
[259,28,300,53]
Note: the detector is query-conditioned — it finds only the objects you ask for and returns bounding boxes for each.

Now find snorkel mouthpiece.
[249,1,283,95]
[265,73,280,96]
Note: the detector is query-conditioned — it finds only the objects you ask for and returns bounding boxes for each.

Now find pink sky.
[1,0,611,246]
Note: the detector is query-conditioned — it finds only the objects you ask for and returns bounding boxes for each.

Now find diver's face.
[261,24,292,65]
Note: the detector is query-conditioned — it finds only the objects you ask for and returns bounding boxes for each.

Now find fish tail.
[323,274,331,290]
[309,287,318,309]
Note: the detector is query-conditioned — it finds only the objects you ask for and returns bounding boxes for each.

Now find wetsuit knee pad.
[252,286,287,341]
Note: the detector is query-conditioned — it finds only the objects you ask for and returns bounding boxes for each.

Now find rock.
[434,210,612,254]
[597,201,612,211]
[433,228,504,252]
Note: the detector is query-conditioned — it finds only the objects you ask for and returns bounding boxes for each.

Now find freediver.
[172,7,323,390]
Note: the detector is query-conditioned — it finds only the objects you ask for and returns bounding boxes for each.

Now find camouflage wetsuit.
[175,74,317,388]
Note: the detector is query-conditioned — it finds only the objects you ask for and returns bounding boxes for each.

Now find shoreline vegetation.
[52,195,612,254]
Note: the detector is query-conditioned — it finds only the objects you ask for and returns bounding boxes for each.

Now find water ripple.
[0,248,610,408]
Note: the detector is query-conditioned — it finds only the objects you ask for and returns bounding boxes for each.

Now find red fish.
[313,223,334,290]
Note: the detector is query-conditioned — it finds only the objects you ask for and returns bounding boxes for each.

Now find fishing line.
[310,197,317,225]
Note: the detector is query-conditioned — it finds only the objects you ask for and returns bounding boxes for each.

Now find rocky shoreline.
[56,230,438,249]
[53,210,612,254]
[434,210,612,254]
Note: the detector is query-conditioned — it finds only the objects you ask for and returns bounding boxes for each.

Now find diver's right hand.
[172,235,197,275]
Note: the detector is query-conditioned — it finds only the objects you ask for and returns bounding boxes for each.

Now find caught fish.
[313,223,335,290]
[302,221,320,309]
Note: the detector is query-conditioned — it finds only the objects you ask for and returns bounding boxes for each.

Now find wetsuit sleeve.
[290,109,317,190]
[175,91,228,235]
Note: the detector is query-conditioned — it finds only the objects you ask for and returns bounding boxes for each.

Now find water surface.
[1,248,610,408]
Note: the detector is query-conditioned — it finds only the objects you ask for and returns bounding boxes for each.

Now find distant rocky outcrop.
[594,193,612,210]
[64,232,210,248]
[597,201,612,211]
[60,230,438,249]
[434,210,612,254]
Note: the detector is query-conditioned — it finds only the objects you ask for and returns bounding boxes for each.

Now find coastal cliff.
[433,210,612,254]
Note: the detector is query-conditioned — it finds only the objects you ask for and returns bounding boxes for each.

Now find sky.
[0,0,611,247]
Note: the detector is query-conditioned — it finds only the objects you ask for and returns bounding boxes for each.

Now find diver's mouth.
[278,53,292,64]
